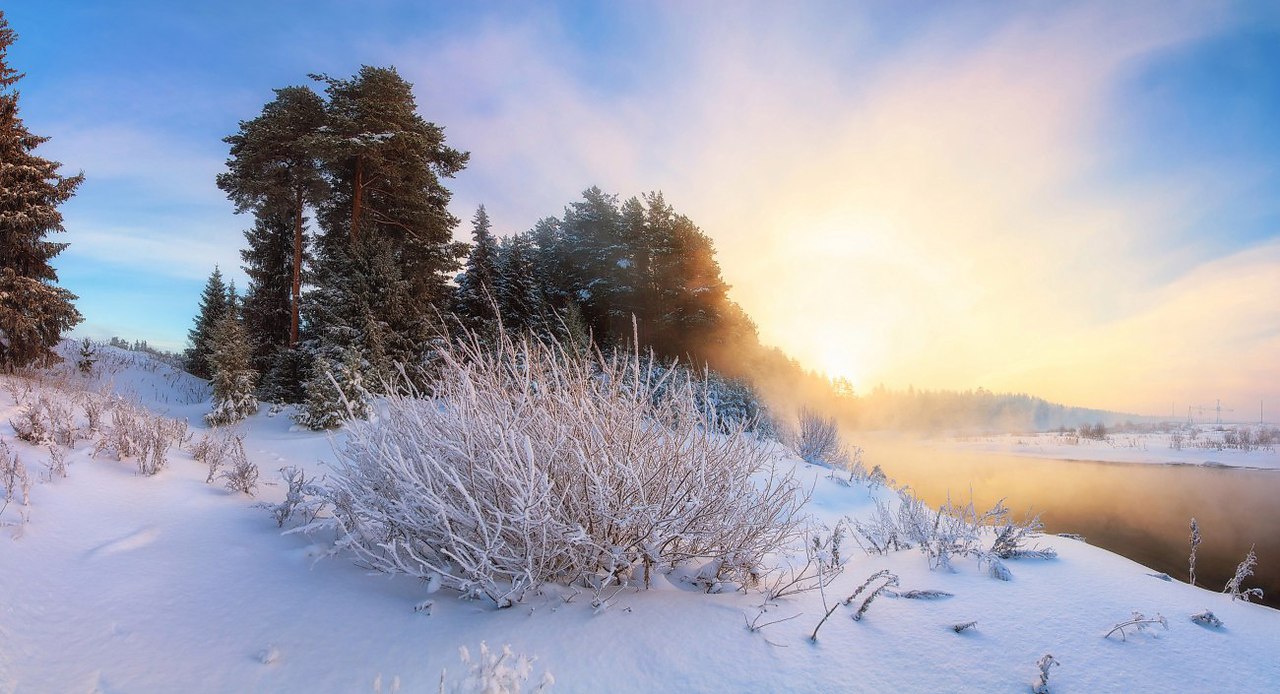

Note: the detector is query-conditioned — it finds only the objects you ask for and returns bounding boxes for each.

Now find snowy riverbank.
[2,346,1277,692]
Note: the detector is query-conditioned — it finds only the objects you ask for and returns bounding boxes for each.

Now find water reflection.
[857,434,1280,610]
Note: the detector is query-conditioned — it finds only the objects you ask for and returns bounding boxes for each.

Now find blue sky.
[5,1,1279,414]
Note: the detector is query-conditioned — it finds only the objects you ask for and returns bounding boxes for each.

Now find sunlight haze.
[7,0,1278,416]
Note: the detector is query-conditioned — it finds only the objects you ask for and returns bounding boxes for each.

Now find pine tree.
[205,312,259,426]
[186,267,229,380]
[454,205,500,336]
[313,66,469,307]
[218,85,326,348]
[0,11,84,371]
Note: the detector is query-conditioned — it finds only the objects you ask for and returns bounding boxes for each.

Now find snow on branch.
[322,327,806,607]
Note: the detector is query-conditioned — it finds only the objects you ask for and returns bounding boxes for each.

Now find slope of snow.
[2,347,1278,692]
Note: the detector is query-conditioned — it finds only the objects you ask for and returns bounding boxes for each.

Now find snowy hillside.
[2,344,1278,693]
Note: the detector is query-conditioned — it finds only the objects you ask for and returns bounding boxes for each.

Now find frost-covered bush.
[9,393,76,447]
[792,409,848,466]
[93,398,187,476]
[851,489,1052,575]
[191,431,237,483]
[221,445,259,496]
[45,444,67,479]
[1224,544,1263,602]
[81,392,107,433]
[440,642,554,694]
[1,437,31,522]
[194,429,258,494]
[323,330,805,607]
[766,520,849,600]
[697,370,777,439]
[1033,654,1059,694]
[265,465,325,527]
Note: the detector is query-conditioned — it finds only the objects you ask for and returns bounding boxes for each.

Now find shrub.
[93,397,187,476]
[1033,654,1059,694]
[440,642,553,694]
[1,437,31,523]
[221,445,259,495]
[792,409,848,466]
[1224,544,1263,602]
[265,465,325,526]
[323,330,805,607]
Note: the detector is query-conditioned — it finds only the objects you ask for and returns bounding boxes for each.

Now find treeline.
[187,63,1133,434]
[186,65,758,428]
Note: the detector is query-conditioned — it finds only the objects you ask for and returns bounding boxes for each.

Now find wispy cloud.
[366,1,1273,411]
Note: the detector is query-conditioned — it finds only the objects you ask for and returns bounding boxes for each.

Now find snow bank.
[2,346,1278,692]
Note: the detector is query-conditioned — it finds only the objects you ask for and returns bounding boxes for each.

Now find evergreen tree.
[238,211,309,399]
[453,205,500,336]
[76,338,96,376]
[217,85,326,348]
[296,348,370,430]
[307,66,469,374]
[205,312,259,426]
[557,187,629,340]
[494,233,552,337]
[0,11,84,371]
[185,266,229,380]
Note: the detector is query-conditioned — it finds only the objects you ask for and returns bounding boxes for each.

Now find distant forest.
[178,64,1132,433]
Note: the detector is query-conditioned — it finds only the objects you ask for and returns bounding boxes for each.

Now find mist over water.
[856,434,1280,610]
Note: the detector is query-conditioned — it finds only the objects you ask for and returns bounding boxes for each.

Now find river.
[856,434,1280,610]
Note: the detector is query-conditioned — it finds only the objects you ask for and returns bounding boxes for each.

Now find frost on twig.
[1104,611,1168,641]
[809,569,899,641]
[1032,654,1059,694]
[1223,544,1264,602]
[439,642,553,694]
[952,620,977,633]
[898,589,953,600]
[1188,518,1201,587]
[323,328,806,607]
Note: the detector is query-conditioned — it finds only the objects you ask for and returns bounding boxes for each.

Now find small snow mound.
[257,645,280,665]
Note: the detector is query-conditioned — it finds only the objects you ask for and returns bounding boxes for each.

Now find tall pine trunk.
[290,187,304,346]
[350,155,364,243]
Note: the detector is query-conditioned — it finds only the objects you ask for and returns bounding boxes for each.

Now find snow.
[2,344,1278,692]
[936,432,1280,470]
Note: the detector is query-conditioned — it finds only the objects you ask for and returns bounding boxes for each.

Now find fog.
[856,433,1280,609]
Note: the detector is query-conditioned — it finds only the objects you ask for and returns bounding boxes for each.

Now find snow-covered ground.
[2,345,1278,692]
[938,432,1280,470]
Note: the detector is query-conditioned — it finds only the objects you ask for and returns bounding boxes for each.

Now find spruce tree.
[296,347,370,430]
[239,211,302,398]
[205,312,259,426]
[494,233,551,338]
[453,205,500,336]
[0,12,84,371]
[185,267,229,380]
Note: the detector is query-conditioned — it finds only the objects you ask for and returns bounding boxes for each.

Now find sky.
[4,0,1279,417]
